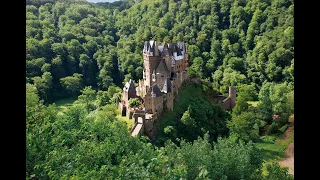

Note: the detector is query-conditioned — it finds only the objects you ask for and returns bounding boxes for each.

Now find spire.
[162,43,169,56]
[149,40,155,52]
[143,41,148,52]
[125,79,136,92]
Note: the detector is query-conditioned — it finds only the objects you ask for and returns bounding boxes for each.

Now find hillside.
[156,83,229,146]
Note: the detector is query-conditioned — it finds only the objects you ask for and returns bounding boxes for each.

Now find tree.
[188,57,204,78]
[227,111,260,142]
[26,82,57,179]
[98,63,114,90]
[263,162,294,180]
[180,106,195,126]
[78,86,96,113]
[232,84,258,115]
[164,126,177,139]
[96,90,109,108]
[79,53,96,86]
[269,82,292,125]
[96,85,122,107]
[221,67,247,93]
[32,72,53,102]
[258,82,292,125]
[60,73,83,96]
[128,98,142,108]
[26,83,39,109]
[209,135,263,180]
[257,82,274,122]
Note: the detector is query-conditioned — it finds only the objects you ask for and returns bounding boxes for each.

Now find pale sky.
[87,0,118,3]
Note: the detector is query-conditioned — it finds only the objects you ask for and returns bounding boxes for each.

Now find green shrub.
[260,135,277,143]
[128,98,142,108]
[259,120,267,128]
[266,122,278,135]
[278,124,289,133]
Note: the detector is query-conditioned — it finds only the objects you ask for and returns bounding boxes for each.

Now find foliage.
[209,136,263,180]
[77,86,96,112]
[232,84,259,115]
[227,111,260,142]
[128,98,142,108]
[263,162,294,180]
[278,124,289,133]
[157,84,228,145]
[96,85,122,107]
[180,106,195,126]
[258,81,293,125]
[267,122,279,135]
[60,73,83,96]
[256,132,294,162]
[259,120,267,129]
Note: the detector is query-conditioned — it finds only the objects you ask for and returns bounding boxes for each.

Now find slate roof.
[144,40,187,56]
[124,79,136,92]
[151,84,163,98]
[162,78,172,93]
[155,60,170,75]
[162,43,170,56]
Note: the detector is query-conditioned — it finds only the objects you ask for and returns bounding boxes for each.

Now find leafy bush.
[260,135,277,143]
[128,98,142,108]
[263,162,294,180]
[259,120,267,128]
[227,111,260,142]
[266,122,278,135]
[278,124,289,133]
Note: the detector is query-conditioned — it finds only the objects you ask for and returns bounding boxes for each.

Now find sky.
[87,0,119,3]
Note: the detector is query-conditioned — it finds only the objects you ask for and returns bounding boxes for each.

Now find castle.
[118,40,189,138]
[118,40,236,139]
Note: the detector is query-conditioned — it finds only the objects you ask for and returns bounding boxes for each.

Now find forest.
[26,0,294,179]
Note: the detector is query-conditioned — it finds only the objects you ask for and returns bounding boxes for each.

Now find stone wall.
[221,97,231,110]
[152,96,164,115]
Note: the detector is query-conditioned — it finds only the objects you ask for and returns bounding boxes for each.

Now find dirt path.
[277,116,294,175]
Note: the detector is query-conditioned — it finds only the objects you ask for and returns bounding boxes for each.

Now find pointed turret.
[149,40,154,52]
[125,79,136,92]
[143,41,148,52]
[162,43,169,56]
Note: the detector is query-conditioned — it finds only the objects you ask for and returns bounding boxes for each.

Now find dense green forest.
[26,0,294,179]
